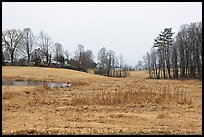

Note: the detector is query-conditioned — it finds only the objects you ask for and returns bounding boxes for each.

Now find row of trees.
[70,44,96,71]
[97,47,127,77]
[2,28,128,77]
[144,21,202,80]
[2,28,55,65]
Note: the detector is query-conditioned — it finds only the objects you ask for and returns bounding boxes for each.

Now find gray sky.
[2,2,202,67]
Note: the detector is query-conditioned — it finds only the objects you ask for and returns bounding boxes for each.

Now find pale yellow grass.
[2,66,111,85]
[126,70,149,79]
[2,66,202,135]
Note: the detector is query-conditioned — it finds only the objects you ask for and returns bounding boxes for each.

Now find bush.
[18,58,26,66]
[64,64,86,72]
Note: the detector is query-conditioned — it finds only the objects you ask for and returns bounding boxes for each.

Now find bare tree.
[118,54,124,77]
[171,40,179,79]
[18,28,35,63]
[97,47,108,75]
[74,44,84,68]
[37,30,53,64]
[2,42,5,64]
[2,29,23,65]
[53,42,64,62]
[110,50,116,77]
[106,50,115,77]
[97,47,126,77]
[150,48,157,78]
[73,44,96,71]
[113,56,119,77]
[135,60,142,70]
[80,50,95,70]
[176,22,202,79]
[64,50,70,64]
[144,52,151,78]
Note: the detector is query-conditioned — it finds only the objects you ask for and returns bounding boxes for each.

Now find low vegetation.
[2,66,202,135]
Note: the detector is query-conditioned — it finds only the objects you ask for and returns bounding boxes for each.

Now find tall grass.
[70,86,191,106]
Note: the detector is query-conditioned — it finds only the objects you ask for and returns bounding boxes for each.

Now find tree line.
[143,21,202,80]
[2,28,128,77]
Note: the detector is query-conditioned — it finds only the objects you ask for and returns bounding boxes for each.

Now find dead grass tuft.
[2,92,14,100]
[3,129,49,135]
[157,112,169,119]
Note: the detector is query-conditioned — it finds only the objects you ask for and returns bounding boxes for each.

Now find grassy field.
[2,66,202,135]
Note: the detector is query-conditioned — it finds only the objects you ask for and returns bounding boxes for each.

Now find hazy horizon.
[2,2,202,67]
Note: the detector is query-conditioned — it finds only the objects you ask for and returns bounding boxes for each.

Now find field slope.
[2,66,202,135]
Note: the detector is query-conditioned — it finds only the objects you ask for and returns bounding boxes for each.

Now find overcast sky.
[2,2,202,67]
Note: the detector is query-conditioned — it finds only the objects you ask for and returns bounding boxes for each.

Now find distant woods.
[144,21,202,80]
[97,47,127,77]
[2,28,128,77]
[2,21,202,79]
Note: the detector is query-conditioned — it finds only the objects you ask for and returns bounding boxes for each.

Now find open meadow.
[2,66,202,135]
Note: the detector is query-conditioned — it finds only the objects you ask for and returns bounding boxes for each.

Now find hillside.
[2,66,202,135]
[2,66,111,84]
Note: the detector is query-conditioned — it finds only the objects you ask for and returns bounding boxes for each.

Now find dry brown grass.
[2,66,107,83]
[126,70,149,79]
[70,86,191,106]
[2,66,202,135]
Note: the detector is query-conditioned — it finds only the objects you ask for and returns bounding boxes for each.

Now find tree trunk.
[28,55,30,63]
[163,63,166,79]
[11,52,14,65]
[167,62,171,79]
[155,63,158,79]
